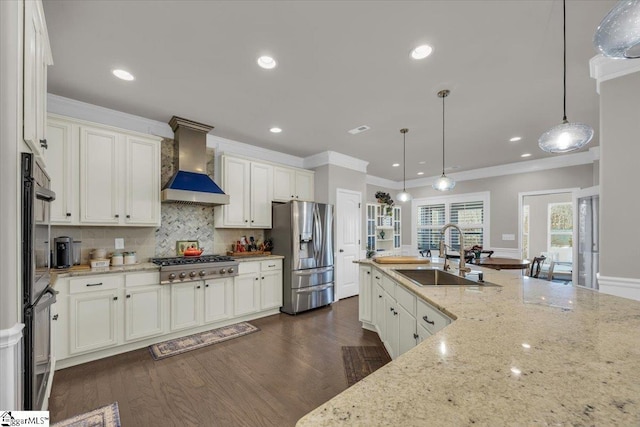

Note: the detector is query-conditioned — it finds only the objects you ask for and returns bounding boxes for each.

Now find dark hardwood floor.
[49,296,382,426]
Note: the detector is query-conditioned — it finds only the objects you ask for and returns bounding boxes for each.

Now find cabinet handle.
[113,296,118,301]
[39,139,48,149]
[66,213,71,217]
[197,285,201,289]
[378,295,382,298]
[126,294,131,298]
[390,307,394,312]
[126,214,131,219]
[413,333,419,339]
[394,311,398,316]
[115,214,120,218]
[268,264,276,267]
[375,276,380,279]
[422,315,435,325]
[52,314,59,321]
[86,282,103,287]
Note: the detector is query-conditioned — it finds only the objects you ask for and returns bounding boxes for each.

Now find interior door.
[336,189,361,299]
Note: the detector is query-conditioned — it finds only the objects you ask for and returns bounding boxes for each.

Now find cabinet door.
[170,282,203,331]
[45,118,76,224]
[69,290,119,354]
[234,274,260,316]
[358,266,373,323]
[295,170,314,201]
[204,277,234,323]
[124,136,160,225]
[125,285,164,342]
[272,167,295,202]
[416,323,431,345]
[221,156,250,227]
[250,162,272,228]
[79,126,121,224]
[374,283,386,338]
[384,293,399,359]
[398,304,417,356]
[260,270,282,310]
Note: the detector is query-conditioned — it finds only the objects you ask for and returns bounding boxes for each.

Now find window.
[414,192,489,253]
[548,202,573,251]
[522,205,530,259]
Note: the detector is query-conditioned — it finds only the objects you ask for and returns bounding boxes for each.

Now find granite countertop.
[51,262,159,282]
[232,254,284,262]
[297,259,640,426]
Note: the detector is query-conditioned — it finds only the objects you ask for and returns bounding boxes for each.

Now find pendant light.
[433,89,455,192]
[396,128,412,203]
[594,0,640,59]
[538,0,594,154]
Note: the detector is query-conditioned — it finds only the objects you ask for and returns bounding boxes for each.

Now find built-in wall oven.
[21,152,56,410]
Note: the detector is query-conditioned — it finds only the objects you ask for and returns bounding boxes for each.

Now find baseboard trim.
[597,274,640,301]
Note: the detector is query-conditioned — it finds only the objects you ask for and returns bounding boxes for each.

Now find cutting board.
[373,256,430,264]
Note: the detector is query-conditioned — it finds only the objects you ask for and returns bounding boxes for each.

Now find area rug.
[149,322,260,360]
[52,402,120,427]
[341,346,392,387]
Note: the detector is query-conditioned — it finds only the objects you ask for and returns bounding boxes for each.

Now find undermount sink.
[393,268,501,287]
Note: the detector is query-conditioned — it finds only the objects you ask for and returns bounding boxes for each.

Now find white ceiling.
[43,0,615,181]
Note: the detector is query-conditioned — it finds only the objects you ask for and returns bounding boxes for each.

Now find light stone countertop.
[51,262,159,284]
[232,255,284,262]
[297,259,640,426]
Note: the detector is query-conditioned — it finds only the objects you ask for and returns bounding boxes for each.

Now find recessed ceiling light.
[417,172,424,176]
[112,69,134,81]
[510,136,522,142]
[269,127,282,133]
[411,44,433,60]
[392,163,400,167]
[419,161,426,164]
[521,153,532,158]
[257,56,277,69]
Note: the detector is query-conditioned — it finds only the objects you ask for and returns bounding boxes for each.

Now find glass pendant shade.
[433,174,456,192]
[594,0,640,59]
[538,120,594,153]
[396,190,412,203]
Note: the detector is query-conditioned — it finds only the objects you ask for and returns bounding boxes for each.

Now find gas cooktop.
[150,254,234,267]
[151,255,239,284]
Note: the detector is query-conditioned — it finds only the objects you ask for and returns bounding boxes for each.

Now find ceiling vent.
[348,125,371,135]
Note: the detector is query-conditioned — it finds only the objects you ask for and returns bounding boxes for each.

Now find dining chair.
[529,255,547,278]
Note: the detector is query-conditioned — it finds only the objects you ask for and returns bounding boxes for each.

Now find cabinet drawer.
[417,299,451,335]
[381,275,396,298]
[69,274,124,294]
[126,271,160,288]
[372,270,383,287]
[395,285,416,316]
[261,260,282,271]
[238,261,260,275]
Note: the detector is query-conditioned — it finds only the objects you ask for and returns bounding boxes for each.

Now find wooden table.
[472,256,530,271]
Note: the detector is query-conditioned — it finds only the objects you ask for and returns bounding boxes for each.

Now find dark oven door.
[24,287,56,410]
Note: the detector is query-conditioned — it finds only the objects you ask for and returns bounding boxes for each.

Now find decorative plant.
[375,191,394,215]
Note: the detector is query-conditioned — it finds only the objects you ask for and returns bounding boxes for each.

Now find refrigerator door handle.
[294,267,333,275]
[295,284,333,294]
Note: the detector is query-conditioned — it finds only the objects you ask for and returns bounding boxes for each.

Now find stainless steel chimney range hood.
[161,116,230,206]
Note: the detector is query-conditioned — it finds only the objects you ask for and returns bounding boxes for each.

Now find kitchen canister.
[111,252,123,266]
[123,251,137,265]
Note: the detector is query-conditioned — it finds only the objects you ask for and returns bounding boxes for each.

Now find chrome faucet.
[440,223,471,275]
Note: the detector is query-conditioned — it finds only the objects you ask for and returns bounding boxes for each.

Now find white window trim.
[411,191,490,256]
[523,204,530,259]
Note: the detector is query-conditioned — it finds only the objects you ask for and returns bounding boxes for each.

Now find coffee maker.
[54,236,73,269]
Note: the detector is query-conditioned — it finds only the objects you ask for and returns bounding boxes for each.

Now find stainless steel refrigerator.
[269,201,334,314]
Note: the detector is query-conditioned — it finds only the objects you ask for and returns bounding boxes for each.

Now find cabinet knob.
[197,285,201,289]
[413,333,419,340]
[255,277,259,281]
[126,294,131,298]
[291,195,294,198]
[113,296,118,301]
[422,315,435,325]
[39,139,48,149]
[205,284,209,288]
[251,220,254,223]
[390,307,394,312]
[262,276,265,280]
[52,314,59,321]
[378,295,382,298]
[245,220,248,223]
[394,311,398,316]
[366,271,370,275]
[115,214,120,218]
[66,212,71,217]
[126,214,131,219]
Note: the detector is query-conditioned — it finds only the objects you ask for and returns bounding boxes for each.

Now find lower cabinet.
[235,260,283,315]
[234,273,261,316]
[125,285,164,342]
[170,281,203,332]
[204,277,234,323]
[363,266,452,360]
[69,289,119,354]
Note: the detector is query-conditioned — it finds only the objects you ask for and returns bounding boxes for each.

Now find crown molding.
[48,94,174,138]
[365,175,402,190]
[208,134,304,168]
[589,54,640,93]
[304,151,369,173]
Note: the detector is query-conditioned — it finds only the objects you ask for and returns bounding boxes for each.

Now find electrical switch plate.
[115,238,125,250]
[502,234,515,241]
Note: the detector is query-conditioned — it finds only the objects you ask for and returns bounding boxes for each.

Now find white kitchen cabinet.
[234,274,260,316]
[69,289,119,355]
[124,136,161,225]
[124,285,164,342]
[272,166,315,202]
[358,265,373,324]
[384,291,399,359]
[204,277,234,324]
[374,281,386,338]
[216,155,272,228]
[234,260,282,314]
[398,304,417,356]
[23,0,52,161]
[44,117,77,223]
[260,260,283,310]
[170,281,203,332]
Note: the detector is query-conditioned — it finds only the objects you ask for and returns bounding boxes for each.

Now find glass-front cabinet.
[366,204,401,256]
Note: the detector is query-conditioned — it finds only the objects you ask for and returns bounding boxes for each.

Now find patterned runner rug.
[52,402,120,427]
[149,322,260,360]
[341,346,392,386]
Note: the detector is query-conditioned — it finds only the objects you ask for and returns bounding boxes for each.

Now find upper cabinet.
[46,115,161,227]
[215,155,272,228]
[272,166,314,202]
[23,0,53,160]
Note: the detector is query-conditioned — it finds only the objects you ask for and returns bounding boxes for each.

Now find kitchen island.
[297,259,640,426]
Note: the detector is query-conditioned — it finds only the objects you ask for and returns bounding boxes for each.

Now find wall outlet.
[115,238,125,250]
[502,234,515,241]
